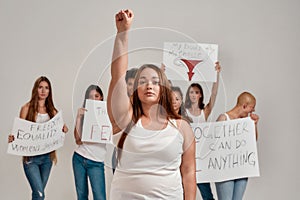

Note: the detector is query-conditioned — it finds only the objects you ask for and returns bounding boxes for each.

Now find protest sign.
[7,111,65,156]
[81,100,112,143]
[163,42,218,82]
[193,117,260,183]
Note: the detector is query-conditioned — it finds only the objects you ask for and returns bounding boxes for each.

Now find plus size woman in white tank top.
[107,10,196,200]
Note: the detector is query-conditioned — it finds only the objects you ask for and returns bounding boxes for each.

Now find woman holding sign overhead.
[184,63,221,200]
[184,62,221,123]
[107,9,196,200]
[8,76,68,200]
[72,84,107,200]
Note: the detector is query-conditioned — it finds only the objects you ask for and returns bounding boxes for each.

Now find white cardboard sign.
[192,117,260,183]
[81,100,112,143]
[7,111,65,156]
[163,42,218,82]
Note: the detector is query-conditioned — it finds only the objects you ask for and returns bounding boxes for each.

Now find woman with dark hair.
[184,64,221,200]
[184,62,221,124]
[171,86,192,123]
[107,10,196,200]
[72,84,106,200]
[8,76,68,200]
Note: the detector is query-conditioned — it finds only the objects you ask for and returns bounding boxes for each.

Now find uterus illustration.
[180,59,203,81]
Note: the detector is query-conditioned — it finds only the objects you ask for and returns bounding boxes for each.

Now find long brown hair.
[117,64,181,151]
[185,83,205,110]
[24,76,58,163]
[171,86,193,123]
[26,76,57,121]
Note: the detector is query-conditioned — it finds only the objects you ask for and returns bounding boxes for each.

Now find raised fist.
[115,9,134,33]
[250,113,259,124]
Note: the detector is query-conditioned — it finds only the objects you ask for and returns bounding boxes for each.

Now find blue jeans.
[72,152,106,200]
[197,183,215,200]
[23,153,53,200]
[215,178,248,200]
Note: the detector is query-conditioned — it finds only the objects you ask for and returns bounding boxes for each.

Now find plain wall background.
[1,0,299,199]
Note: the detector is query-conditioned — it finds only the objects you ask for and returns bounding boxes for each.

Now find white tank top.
[224,113,231,120]
[110,119,184,199]
[36,113,50,123]
[186,108,206,123]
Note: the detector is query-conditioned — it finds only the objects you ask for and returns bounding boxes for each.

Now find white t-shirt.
[75,142,106,162]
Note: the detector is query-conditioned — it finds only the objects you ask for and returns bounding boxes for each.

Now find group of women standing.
[170,61,221,200]
[8,77,107,200]
[108,9,257,200]
[7,9,259,200]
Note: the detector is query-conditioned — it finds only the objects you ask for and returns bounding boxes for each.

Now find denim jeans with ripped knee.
[23,153,52,200]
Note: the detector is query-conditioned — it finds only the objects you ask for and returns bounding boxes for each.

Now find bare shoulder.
[175,119,189,128]
[175,119,193,135]
[20,103,30,119]
[175,119,195,150]
[216,113,227,122]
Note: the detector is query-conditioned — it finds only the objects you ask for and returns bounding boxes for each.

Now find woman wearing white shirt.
[184,64,221,200]
[72,85,106,200]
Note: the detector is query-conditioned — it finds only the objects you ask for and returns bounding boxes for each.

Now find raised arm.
[107,10,134,134]
[204,61,221,120]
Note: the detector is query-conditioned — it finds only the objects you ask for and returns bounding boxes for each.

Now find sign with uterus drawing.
[163,42,218,82]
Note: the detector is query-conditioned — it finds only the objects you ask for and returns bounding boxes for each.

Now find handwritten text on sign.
[7,111,65,156]
[163,42,218,82]
[81,100,112,143]
[192,117,260,183]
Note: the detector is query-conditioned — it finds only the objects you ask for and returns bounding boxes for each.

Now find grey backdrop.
[1,0,299,199]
